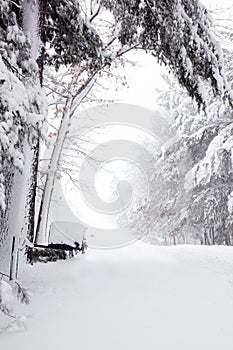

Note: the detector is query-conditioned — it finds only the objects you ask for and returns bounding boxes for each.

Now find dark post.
[9,236,16,280]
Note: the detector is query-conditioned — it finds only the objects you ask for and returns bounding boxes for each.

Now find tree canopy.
[6,0,230,106]
[100,0,231,107]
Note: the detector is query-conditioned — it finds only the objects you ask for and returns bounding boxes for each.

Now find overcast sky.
[202,0,232,9]
[115,0,233,110]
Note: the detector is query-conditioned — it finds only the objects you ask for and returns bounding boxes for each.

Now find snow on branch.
[0,271,30,333]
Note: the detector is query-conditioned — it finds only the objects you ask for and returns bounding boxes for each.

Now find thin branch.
[44,85,68,98]
[90,4,101,22]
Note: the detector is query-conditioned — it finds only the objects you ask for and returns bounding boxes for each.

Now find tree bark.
[35,76,96,244]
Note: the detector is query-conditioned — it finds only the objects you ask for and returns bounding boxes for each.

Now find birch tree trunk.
[35,76,96,244]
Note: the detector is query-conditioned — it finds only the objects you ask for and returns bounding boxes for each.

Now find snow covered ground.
[1,241,233,350]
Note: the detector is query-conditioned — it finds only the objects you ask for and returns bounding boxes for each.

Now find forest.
[0,0,233,345]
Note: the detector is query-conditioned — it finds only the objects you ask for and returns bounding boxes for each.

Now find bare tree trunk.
[35,76,96,244]
[211,226,215,245]
[37,0,47,86]
[173,235,176,245]
[35,97,73,244]
[204,230,211,245]
[25,139,40,262]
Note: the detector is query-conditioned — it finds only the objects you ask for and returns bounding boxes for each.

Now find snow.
[0,280,15,315]
[23,0,40,60]
[1,241,233,349]
[227,191,233,213]
[190,123,233,187]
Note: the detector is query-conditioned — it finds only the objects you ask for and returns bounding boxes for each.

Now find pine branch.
[0,272,30,305]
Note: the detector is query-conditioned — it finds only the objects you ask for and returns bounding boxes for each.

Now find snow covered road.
[1,242,233,350]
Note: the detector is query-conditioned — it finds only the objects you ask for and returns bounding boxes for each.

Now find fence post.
[9,236,16,280]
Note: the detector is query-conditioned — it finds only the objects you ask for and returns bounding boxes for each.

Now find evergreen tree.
[0,0,46,271]
[143,17,233,245]
[100,0,231,107]
[37,0,104,84]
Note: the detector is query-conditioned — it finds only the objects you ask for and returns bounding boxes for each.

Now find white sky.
[111,51,168,110]
[202,0,232,9]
